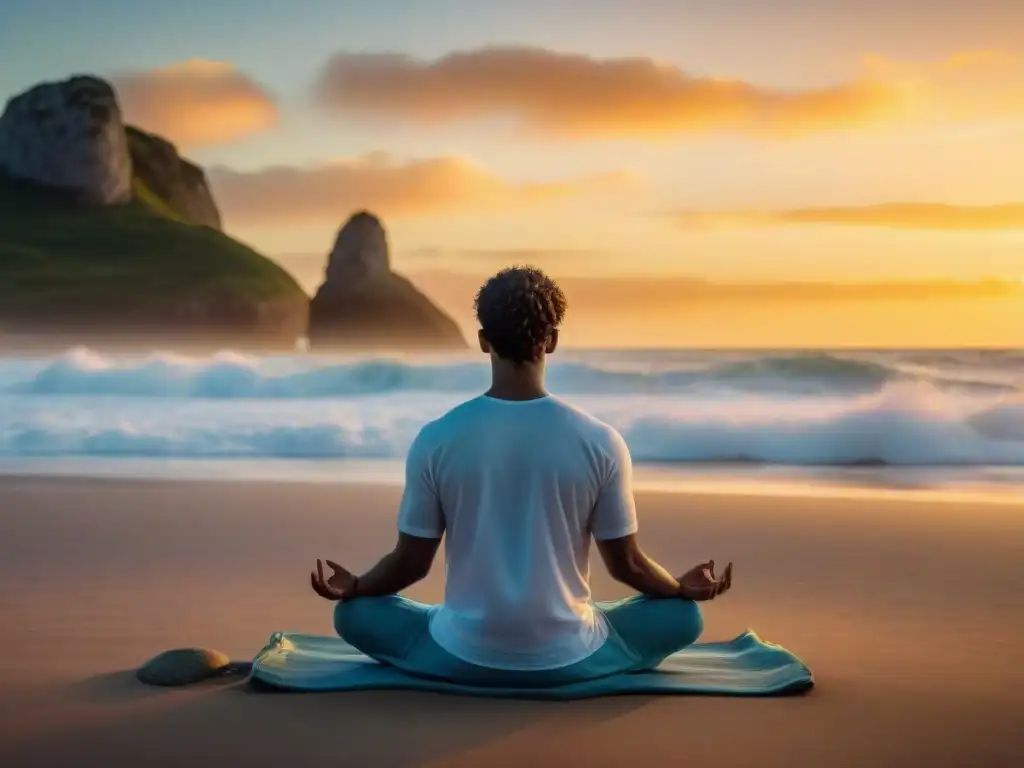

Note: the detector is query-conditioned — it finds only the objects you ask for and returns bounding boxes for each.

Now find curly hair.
[474,266,567,365]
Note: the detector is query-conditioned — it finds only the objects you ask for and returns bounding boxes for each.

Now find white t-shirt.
[396,394,639,670]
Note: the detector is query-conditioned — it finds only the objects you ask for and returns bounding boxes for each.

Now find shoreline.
[1,457,1022,506]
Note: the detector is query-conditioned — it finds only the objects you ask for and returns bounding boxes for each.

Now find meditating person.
[309,266,733,687]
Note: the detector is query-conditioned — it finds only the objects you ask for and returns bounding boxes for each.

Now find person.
[310,266,732,687]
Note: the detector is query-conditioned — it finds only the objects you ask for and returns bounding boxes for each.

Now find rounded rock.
[137,647,232,687]
[0,75,132,205]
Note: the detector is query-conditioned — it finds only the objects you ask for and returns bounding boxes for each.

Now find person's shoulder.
[548,397,627,451]
[412,396,485,447]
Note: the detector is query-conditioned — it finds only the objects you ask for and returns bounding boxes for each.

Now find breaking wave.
[2,347,1017,399]
[1,348,1021,466]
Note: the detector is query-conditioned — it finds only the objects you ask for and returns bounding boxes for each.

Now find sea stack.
[307,211,467,350]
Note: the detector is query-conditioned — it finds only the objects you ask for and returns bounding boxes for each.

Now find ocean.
[2,347,1023,498]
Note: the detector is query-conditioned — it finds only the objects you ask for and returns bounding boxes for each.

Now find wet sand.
[0,476,1021,767]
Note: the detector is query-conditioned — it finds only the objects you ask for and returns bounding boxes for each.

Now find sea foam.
[1,348,1022,466]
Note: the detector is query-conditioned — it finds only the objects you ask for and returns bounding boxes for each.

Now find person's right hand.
[676,560,732,601]
[310,559,357,601]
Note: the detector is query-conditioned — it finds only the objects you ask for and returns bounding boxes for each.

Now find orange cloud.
[673,203,1024,231]
[407,271,1024,348]
[314,47,893,138]
[113,60,277,147]
[209,153,634,224]
[861,51,1024,123]
[411,270,1023,307]
[273,247,607,295]
[314,47,1024,139]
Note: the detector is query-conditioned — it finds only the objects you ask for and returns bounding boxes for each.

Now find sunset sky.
[3,0,1023,346]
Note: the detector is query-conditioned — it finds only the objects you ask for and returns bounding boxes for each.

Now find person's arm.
[596,534,682,597]
[589,429,733,600]
[352,431,446,596]
[310,428,446,602]
[589,429,680,595]
[346,533,441,598]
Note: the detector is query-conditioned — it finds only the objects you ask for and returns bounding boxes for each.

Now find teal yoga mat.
[249,630,814,699]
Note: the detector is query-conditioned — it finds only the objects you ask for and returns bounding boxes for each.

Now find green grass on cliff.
[0,171,308,331]
[130,175,186,224]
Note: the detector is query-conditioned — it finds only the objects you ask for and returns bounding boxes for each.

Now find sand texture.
[0,477,1022,767]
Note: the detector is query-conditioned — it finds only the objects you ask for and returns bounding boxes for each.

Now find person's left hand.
[310,559,357,601]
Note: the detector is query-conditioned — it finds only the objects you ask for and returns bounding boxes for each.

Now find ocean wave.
[622,389,1024,466]
[3,381,1023,465]
[2,347,1016,399]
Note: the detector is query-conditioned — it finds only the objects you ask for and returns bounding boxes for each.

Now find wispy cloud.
[209,153,634,224]
[113,59,276,147]
[672,203,1024,231]
[401,246,606,265]
[272,247,608,295]
[406,271,1024,347]
[411,270,1024,305]
[313,47,1024,139]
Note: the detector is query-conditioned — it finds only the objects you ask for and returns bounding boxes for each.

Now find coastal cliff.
[0,75,306,349]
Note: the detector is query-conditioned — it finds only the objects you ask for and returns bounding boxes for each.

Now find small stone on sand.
[137,648,232,686]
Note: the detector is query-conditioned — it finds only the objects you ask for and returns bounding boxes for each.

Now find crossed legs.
[334,594,703,687]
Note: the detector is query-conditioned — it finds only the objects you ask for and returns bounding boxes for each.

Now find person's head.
[474,266,567,368]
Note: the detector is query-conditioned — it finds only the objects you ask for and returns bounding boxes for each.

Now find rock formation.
[126,126,221,229]
[0,76,222,229]
[308,212,467,350]
[319,211,392,291]
[137,648,232,687]
[0,73,464,352]
[0,75,132,205]
[0,74,308,351]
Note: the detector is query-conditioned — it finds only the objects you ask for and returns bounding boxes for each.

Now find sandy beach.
[0,476,1021,767]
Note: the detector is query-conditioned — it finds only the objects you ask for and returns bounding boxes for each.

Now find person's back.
[309,265,732,687]
[401,395,636,669]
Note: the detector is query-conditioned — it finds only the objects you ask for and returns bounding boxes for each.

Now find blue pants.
[334,595,703,688]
